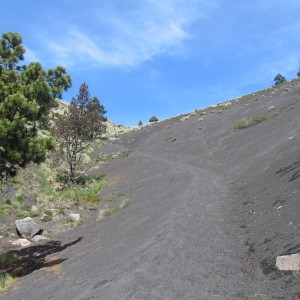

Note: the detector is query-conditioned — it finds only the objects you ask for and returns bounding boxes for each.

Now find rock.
[12,239,31,247]
[0,235,3,239]
[31,205,38,212]
[268,106,276,112]
[15,217,41,239]
[276,253,300,271]
[32,235,49,243]
[69,213,80,222]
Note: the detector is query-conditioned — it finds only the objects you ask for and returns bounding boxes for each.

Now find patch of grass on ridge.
[235,115,267,129]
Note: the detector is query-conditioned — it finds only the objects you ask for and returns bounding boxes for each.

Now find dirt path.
[1,145,254,300]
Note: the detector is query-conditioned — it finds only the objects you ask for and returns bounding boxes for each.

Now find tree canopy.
[149,116,158,123]
[0,32,72,187]
[274,73,287,86]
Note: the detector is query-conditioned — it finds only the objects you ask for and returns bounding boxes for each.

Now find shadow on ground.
[0,237,83,277]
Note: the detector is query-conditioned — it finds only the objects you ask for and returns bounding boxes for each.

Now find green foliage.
[120,199,130,208]
[0,32,71,187]
[52,82,106,183]
[0,273,15,291]
[15,209,38,218]
[100,207,120,218]
[138,120,143,126]
[274,73,287,85]
[297,68,300,78]
[149,116,158,123]
[235,115,267,129]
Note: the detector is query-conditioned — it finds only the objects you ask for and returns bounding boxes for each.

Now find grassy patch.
[96,151,129,166]
[0,273,15,291]
[98,206,120,219]
[120,199,130,208]
[14,168,106,211]
[235,115,267,129]
[0,252,19,291]
[108,193,126,203]
[166,136,177,142]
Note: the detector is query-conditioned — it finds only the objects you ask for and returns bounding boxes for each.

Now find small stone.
[31,205,38,212]
[69,213,80,222]
[12,239,31,247]
[15,217,41,239]
[32,235,49,243]
[0,235,3,239]
[268,106,276,112]
[276,253,300,271]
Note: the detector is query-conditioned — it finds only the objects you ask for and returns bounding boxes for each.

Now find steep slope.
[2,80,300,299]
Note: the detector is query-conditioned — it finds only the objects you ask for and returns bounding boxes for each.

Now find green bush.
[274,74,287,85]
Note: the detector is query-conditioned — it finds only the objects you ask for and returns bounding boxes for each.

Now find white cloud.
[23,46,41,64]
[42,0,217,68]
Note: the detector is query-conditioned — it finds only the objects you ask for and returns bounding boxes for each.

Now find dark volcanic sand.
[1,80,300,299]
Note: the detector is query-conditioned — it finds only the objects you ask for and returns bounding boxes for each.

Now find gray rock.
[15,217,41,239]
[12,238,31,247]
[276,253,300,271]
[31,205,38,212]
[32,235,49,243]
[69,213,80,222]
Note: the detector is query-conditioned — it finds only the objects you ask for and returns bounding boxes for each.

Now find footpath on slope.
[2,144,255,300]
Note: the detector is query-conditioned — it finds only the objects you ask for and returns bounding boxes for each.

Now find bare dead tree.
[51,83,106,183]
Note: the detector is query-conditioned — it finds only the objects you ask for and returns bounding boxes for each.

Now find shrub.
[297,68,300,78]
[274,74,287,85]
[149,116,158,123]
[138,121,143,126]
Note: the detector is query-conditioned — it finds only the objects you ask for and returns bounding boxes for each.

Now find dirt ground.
[1,80,300,299]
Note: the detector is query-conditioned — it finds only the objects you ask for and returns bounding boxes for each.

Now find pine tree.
[274,74,287,85]
[149,116,158,123]
[52,83,106,183]
[0,32,72,187]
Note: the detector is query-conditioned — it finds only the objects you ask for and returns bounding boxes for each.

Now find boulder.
[15,217,41,239]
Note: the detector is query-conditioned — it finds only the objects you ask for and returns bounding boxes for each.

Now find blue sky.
[2,0,300,125]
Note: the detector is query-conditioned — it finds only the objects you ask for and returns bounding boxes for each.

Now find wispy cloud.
[23,46,42,64]
[41,0,217,68]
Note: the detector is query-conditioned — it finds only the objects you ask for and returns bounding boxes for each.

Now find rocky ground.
[1,80,300,299]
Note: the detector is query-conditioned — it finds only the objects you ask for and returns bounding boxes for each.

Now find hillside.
[1,79,300,299]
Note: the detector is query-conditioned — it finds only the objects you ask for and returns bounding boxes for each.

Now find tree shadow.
[0,237,83,277]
